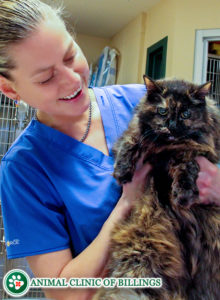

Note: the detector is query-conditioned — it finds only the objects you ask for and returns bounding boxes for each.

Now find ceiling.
[43,0,160,38]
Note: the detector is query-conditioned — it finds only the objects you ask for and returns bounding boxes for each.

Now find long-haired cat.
[94,76,220,300]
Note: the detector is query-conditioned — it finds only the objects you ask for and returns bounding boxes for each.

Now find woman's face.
[8,16,90,119]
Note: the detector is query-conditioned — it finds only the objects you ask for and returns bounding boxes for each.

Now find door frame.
[146,36,168,79]
[193,29,220,84]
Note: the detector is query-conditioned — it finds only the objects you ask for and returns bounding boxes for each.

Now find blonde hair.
[0,0,65,80]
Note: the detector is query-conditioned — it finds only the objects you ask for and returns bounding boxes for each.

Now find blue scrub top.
[0,84,146,258]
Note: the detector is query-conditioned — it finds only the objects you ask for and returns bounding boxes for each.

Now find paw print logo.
[3,269,30,297]
[9,274,25,290]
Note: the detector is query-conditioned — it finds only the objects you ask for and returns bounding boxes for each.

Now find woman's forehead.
[9,18,73,73]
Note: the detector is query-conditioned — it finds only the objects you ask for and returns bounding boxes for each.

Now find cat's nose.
[168,120,176,131]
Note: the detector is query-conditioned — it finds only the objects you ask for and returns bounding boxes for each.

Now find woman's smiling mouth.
[59,85,82,101]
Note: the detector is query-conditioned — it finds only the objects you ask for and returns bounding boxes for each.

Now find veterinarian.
[0,1,219,300]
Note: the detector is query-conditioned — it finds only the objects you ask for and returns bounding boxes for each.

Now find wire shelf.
[0,93,44,299]
[207,55,220,106]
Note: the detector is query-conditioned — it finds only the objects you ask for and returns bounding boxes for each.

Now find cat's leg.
[113,116,142,184]
[169,160,202,277]
[169,160,200,207]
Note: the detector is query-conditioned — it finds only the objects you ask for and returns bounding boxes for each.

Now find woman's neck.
[36,103,92,141]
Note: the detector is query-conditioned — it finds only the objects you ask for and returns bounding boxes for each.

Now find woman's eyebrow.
[31,65,53,77]
[31,40,74,77]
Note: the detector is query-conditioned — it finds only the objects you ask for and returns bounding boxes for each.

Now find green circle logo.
[3,269,30,297]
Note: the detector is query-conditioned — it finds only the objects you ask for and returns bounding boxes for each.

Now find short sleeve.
[104,84,146,111]
[0,160,70,259]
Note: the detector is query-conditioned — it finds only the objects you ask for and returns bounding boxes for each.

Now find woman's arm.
[196,156,220,206]
[27,163,152,300]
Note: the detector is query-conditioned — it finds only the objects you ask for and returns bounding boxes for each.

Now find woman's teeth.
[60,87,82,100]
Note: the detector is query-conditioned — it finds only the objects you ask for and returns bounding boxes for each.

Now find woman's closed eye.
[38,53,75,85]
[39,75,54,85]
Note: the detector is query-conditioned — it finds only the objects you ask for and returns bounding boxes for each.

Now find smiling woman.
[0,1,220,300]
[0,1,151,300]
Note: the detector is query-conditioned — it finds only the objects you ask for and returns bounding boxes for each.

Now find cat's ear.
[143,75,162,94]
[191,82,212,102]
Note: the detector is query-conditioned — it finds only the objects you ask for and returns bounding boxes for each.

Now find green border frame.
[145,36,168,79]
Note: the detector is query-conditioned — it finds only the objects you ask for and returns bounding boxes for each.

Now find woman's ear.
[0,75,20,100]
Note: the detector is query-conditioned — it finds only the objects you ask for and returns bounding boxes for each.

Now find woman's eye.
[157,107,168,116]
[39,76,54,85]
[181,110,191,119]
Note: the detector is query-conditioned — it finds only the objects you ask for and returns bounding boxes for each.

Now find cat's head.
[140,75,216,145]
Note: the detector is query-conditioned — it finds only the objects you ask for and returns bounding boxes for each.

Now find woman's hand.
[196,156,220,206]
[114,158,152,220]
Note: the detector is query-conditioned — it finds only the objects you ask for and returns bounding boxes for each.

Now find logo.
[3,269,30,297]
[6,239,20,247]
[3,270,163,296]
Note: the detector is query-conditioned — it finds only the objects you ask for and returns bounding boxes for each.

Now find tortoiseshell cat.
[94,76,220,300]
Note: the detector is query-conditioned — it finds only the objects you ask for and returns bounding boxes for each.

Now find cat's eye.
[157,107,168,116]
[181,110,191,119]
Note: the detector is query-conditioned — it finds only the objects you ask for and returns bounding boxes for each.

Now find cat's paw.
[113,167,133,184]
[172,186,199,207]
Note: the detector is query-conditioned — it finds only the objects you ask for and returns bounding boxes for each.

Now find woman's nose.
[59,66,80,86]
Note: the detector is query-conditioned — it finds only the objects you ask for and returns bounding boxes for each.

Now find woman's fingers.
[196,156,220,205]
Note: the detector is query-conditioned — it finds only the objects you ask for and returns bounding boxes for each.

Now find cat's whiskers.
[139,129,155,146]
[142,131,161,150]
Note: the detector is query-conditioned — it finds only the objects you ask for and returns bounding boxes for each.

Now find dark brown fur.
[94,77,220,300]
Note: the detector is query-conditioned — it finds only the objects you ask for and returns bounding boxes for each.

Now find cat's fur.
[94,76,220,300]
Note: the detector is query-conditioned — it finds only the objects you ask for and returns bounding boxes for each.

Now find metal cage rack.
[0,93,45,299]
[207,54,220,106]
